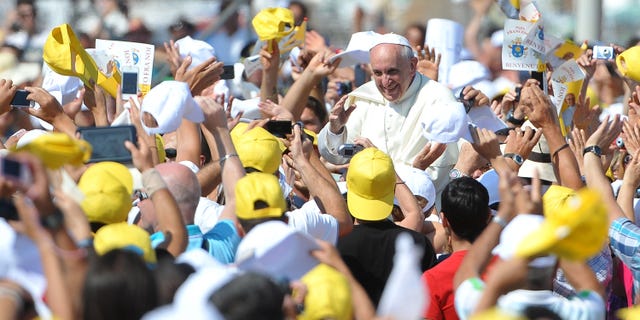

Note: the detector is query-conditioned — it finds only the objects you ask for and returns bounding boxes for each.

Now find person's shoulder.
[348,81,385,105]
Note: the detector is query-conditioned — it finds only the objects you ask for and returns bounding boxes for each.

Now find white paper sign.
[551,59,586,84]
[550,80,568,114]
[95,39,155,94]
[524,20,545,54]
[502,19,544,71]
[519,2,542,22]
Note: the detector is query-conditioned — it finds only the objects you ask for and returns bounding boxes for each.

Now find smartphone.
[458,90,474,113]
[514,87,522,102]
[120,66,139,100]
[0,198,18,221]
[468,123,480,144]
[265,120,292,138]
[10,89,33,108]
[337,144,364,158]
[221,65,235,80]
[0,157,32,186]
[531,71,545,90]
[77,125,137,163]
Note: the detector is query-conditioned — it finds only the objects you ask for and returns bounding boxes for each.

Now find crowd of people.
[1,0,640,319]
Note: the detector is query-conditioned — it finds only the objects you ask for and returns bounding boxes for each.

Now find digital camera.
[592,45,615,60]
[338,144,364,158]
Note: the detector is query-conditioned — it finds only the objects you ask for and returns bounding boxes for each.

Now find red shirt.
[422,250,468,320]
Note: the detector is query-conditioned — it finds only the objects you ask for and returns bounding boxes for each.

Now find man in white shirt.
[318,34,462,193]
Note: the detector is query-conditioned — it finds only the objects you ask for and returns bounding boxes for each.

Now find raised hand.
[258,99,294,121]
[461,85,490,108]
[0,79,17,115]
[412,141,446,170]
[576,48,597,79]
[328,95,356,134]
[503,126,543,160]
[585,115,622,152]
[306,49,341,79]
[569,127,588,173]
[572,94,600,131]
[174,56,224,96]
[416,45,441,81]
[623,119,640,156]
[519,79,559,130]
[195,95,227,130]
[24,86,65,123]
[304,30,329,53]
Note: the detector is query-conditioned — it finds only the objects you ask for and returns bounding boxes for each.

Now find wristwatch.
[583,145,602,157]
[449,168,468,179]
[506,109,525,126]
[503,153,524,166]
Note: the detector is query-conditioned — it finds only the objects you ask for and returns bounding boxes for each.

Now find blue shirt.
[150,220,240,264]
[609,217,640,298]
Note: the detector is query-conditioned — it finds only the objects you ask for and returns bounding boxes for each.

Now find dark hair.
[238,215,286,234]
[289,0,309,26]
[523,305,562,320]
[82,249,158,320]
[16,0,36,17]
[440,177,490,243]
[210,272,286,320]
[153,259,195,305]
[306,96,328,124]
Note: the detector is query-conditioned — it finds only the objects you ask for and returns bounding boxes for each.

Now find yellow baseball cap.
[299,264,352,320]
[93,222,156,264]
[516,188,607,261]
[235,172,286,220]
[252,7,295,42]
[346,148,396,221]
[232,126,283,174]
[15,133,92,169]
[618,305,640,320]
[78,162,133,225]
[43,24,120,97]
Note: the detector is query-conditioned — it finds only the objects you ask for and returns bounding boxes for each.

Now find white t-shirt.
[286,199,339,245]
[194,197,225,234]
[454,277,605,320]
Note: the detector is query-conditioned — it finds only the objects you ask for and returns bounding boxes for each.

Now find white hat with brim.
[329,31,379,68]
[140,81,204,134]
[235,220,319,280]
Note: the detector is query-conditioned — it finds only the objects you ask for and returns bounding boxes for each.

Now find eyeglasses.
[134,190,148,202]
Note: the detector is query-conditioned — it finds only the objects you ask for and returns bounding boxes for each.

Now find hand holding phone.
[11,89,34,108]
[0,156,32,186]
[468,123,480,144]
[220,65,235,80]
[265,120,292,138]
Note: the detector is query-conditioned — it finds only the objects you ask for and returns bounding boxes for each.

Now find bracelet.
[396,181,405,185]
[551,143,570,159]
[0,286,24,311]
[217,153,239,166]
[492,215,508,228]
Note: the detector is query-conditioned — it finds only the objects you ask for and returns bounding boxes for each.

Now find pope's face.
[369,44,417,102]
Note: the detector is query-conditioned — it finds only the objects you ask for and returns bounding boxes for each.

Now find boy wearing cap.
[336,148,437,306]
